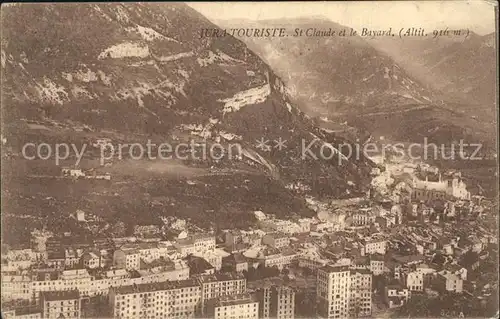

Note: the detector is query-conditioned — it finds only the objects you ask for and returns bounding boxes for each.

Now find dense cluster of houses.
[2,156,497,318]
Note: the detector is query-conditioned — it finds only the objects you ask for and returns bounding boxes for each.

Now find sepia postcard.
[0,1,498,318]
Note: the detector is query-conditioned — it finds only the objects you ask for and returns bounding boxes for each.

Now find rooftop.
[112,279,199,295]
[351,268,372,275]
[265,232,289,239]
[223,253,248,264]
[117,248,140,255]
[197,272,245,283]
[319,264,350,273]
[121,242,158,250]
[392,254,425,264]
[212,293,256,308]
[414,182,449,193]
[439,270,461,281]
[12,306,41,316]
[185,256,214,275]
[140,257,175,271]
[106,269,129,278]
[47,250,65,260]
[41,290,80,301]
[191,233,215,241]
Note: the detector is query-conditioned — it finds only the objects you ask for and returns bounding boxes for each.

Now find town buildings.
[109,279,201,319]
[81,252,100,269]
[405,271,424,292]
[349,269,372,317]
[113,249,141,271]
[362,238,387,256]
[262,233,290,249]
[197,273,246,313]
[411,175,471,201]
[317,265,351,319]
[254,285,295,319]
[2,306,42,319]
[41,290,81,319]
[435,270,464,293]
[269,286,295,319]
[206,293,259,319]
[384,284,410,308]
[1,158,496,319]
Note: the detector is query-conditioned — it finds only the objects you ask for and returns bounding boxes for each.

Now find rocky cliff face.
[2,3,267,133]
[217,18,436,116]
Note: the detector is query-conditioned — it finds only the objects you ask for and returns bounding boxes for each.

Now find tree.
[111,221,126,237]
[268,266,280,278]
[302,267,312,277]
[432,252,446,266]
[295,291,317,317]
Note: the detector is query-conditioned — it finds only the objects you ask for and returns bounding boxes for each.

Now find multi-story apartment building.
[137,259,190,282]
[64,248,81,268]
[222,253,249,273]
[254,285,295,319]
[81,252,100,269]
[191,234,216,254]
[270,286,295,319]
[41,290,81,319]
[109,279,201,319]
[260,219,299,234]
[1,274,32,301]
[46,251,65,270]
[254,286,272,319]
[405,271,424,292]
[352,211,375,226]
[197,273,246,314]
[29,264,189,302]
[297,256,329,273]
[174,240,197,257]
[194,249,223,271]
[296,218,312,233]
[113,249,141,271]
[362,239,387,256]
[2,306,42,319]
[317,265,351,319]
[174,234,216,257]
[262,233,290,249]
[384,284,410,308]
[224,231,261,251]
[31,269,92,302]
[435,270,464,293]
[206,293,259,319]
[258,251,297,270]
[369,255,385,276]
[349,269,372,317]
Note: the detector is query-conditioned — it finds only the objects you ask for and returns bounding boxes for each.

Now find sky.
[188,1,497,35]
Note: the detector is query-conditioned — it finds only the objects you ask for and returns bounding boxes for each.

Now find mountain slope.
[369,32,497,110]
[217,18,436,114]
[216,18,496,149]
[1,3,375,244]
